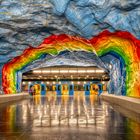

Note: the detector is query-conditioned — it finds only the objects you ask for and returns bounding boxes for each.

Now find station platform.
[101,92,140,114]
[0,93,29,104]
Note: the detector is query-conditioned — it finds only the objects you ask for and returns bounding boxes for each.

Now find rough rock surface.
[0,0,140,87]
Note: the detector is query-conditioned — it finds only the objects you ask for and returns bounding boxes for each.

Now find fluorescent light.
[33,70,41,73]
[87,70,95,73]
[69,70,77,73]
[60,70,68,73]
[78,70,86,73]
[42,70,50,73]
[51,70,59,73]
[96,69,105,73]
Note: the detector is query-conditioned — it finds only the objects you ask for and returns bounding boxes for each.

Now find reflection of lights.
[41,82,44,84]
[78,81,80,84]
[71,102,74,118]
[84,81,86,84]
[46,81,49,84]
[53,81,56,84]
[28,81,31,84]
[71,81,74,84]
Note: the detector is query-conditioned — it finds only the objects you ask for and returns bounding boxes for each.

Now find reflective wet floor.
[0,94,140,140]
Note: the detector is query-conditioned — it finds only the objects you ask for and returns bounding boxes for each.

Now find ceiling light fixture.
[87,70,95,73]
[60,70,69,73]
[78,70,86,73]
[96,69,105,73]
[42,70,50,73]
[69,70,77,73]
[51,70,59,73]
[33,70,41,73]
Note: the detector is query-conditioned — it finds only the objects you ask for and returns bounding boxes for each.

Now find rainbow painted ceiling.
[2,30,140,98]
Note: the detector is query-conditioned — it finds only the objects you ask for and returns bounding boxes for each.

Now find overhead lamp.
[22,82,26,85]
[71,81,74,84]
[42,70,50,73]
[96,69,105,73]
[60,70,68,73]
[78,70,86,73]
[102,81,105,84]
[33,70,41,73]
[51,70,59,73]
[109,64,112,69]
[69,70,77,73]
[87,70,95,73]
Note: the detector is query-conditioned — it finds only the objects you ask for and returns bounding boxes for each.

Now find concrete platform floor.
[0,94,140,140]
